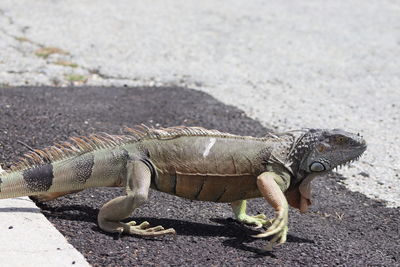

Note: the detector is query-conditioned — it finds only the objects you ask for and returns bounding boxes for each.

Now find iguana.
[0,126,366,249]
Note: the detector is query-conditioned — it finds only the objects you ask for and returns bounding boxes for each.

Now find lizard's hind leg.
[97,160,176,237]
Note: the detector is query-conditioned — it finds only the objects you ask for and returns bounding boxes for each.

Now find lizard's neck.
[269,130,310,183]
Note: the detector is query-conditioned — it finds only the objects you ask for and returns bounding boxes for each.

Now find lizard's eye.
[335,136,346,144]
[317,144,325,152]
[310,162,326,172]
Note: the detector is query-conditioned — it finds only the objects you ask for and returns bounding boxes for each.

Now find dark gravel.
[0,86,399,267]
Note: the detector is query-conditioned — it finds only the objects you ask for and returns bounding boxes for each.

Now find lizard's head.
[297,129,367,173]
[284,128,366,214]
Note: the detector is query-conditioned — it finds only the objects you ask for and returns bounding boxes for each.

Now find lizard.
[0,125,366,249]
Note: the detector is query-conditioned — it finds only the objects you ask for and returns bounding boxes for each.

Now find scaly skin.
[0,126,367,249]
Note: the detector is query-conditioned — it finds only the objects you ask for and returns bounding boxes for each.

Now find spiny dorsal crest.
[124,125,251,140]
[6,133,134,172]
[4,125,270,173]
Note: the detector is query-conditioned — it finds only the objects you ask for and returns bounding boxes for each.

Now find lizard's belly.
[152,172,262,203]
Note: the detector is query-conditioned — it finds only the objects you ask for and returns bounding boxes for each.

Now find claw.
[125,220,176,237]
[253,214,267,220]
[254,223,263,229]
[146,226,165,232]
[253,219,285,238]
[252,208,288,250]
[255,225,289,251]
[253,229,276,238]
[236,213,271,228]
[279,226,288,244]
[137,221,150,229]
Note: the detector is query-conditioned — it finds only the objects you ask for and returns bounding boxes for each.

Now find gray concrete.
[0,197,90,267]
[0,1,398,263]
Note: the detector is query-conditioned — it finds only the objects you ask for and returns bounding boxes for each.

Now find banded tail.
[0,147,132,199]
[0,133,136,200]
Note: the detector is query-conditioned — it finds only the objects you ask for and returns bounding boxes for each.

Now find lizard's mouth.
[334,152,365,171]
[335,140,367,170]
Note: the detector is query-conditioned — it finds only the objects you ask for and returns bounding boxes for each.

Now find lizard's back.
[0,126,275,202]
[140,135,272,202]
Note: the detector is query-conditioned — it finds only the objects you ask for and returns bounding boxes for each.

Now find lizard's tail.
[0,150,121,200]
[0,165,25,199]
[0,133,130,200]
[0,163,89,200]
[0,165,53,199]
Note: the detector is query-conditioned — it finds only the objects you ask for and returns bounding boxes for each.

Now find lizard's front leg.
[97,160,175,237]
[253,171,289,250]
[231,200,272,228]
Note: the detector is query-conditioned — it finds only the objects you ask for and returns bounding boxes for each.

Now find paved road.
[0,0,399,206]
[0,86,398,266]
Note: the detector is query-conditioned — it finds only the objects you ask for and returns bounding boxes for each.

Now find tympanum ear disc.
[310,162,325,172]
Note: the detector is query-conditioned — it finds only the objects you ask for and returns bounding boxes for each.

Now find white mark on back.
[203,138,216,158]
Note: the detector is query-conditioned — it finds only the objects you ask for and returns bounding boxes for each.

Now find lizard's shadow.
[210,218,314,257]
[35,202,98,223]
[36,202,313,256]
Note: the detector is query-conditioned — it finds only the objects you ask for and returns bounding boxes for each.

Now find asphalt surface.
[0,86,398,266]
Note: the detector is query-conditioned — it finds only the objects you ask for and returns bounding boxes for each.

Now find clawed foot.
[252,208,288,251]
[237,213,273,228]
[125,221,176,237]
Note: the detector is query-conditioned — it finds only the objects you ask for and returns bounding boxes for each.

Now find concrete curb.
[0,197,91,267]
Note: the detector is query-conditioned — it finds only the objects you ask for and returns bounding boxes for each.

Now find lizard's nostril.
[361,139,366,146]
